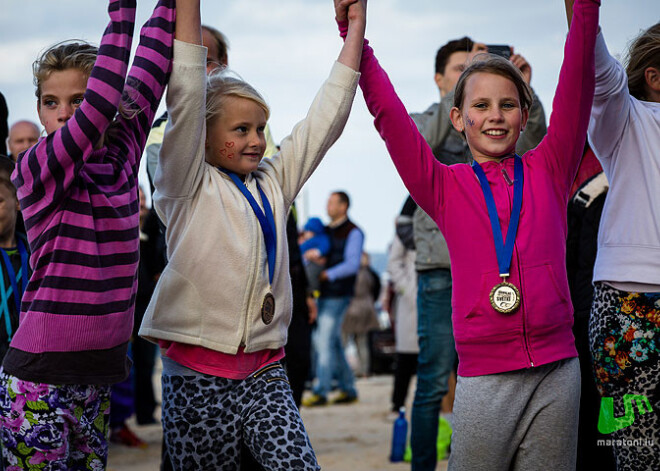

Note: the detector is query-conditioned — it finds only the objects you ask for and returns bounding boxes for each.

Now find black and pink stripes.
[4,0,175,384]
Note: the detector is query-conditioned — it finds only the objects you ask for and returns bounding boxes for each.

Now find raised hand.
[335,0,366,71]
[334,0,358,22]
[511,53,532,84]
[347,0,367,26]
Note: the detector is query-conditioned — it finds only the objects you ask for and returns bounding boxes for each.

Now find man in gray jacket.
[409,37,547,471]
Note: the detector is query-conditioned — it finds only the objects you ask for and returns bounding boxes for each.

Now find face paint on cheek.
[219,149,227,156]
[227,154,234,159]
[225,141,235,148]
[466,117,476,127]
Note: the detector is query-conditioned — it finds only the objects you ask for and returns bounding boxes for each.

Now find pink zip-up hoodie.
[354,0,600,376]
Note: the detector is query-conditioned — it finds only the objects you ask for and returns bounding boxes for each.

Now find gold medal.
[261,292,275,325]
[489,278,521,314]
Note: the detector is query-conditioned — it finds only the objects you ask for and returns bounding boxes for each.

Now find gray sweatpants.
[448,357,580,471]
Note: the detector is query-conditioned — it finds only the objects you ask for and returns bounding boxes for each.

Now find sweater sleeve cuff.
[337,19,349,38]
[173,39,207,67]
[329,60,361,90]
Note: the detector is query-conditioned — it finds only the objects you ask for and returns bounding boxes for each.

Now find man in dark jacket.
[304,191,364,407]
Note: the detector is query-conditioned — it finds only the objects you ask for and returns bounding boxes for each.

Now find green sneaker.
[437,416,453,460]
[302,394,327,407]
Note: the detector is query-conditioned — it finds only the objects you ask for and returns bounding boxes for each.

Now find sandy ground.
[107,375,449,471]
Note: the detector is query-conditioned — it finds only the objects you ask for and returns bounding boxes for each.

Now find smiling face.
[205,96,267,176]
[37,68,87,135]
[450,72,528,163]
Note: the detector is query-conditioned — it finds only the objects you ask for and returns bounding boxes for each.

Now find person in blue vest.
[304,191,364,406]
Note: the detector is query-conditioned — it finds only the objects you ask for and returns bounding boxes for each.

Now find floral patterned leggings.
[589,283,660,471]
[0,372,110,471]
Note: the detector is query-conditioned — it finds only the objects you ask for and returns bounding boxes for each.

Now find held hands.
[334,0,366,27]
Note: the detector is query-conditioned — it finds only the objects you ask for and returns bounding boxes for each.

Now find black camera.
[487,45,512,59]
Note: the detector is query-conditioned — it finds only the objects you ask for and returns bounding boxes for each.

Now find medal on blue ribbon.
[220,169,277,325]
[472,155,523,314]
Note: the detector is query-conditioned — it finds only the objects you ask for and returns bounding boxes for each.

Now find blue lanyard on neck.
[1,238,29,341]
[219,169,277,285]
[471,155,524,277]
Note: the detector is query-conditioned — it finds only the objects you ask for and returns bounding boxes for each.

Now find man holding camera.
[408,37,548,471]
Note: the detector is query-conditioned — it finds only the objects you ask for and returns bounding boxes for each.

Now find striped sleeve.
[14,0,137,226]
[115,0,175,169]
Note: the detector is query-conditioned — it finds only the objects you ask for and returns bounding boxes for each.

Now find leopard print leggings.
[589,283,660,470]
[161,361,320,470]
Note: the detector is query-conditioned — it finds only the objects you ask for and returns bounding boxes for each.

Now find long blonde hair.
[625,22,660,101]
[206,72,270,128]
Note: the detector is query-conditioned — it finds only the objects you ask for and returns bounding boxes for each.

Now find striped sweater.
[3,0,175,385]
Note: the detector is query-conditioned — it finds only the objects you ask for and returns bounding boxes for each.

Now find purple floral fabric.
[0,372,110,470]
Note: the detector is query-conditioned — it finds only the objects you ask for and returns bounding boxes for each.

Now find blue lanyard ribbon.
[472,155,523,277]
[1,238,29,341]
[220,169,277,285]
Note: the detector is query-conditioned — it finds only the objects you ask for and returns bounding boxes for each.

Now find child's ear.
[644,66,660,93]
[449,107,465,133]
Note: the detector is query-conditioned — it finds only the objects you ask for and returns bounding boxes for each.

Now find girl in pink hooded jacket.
[340,0,601,468]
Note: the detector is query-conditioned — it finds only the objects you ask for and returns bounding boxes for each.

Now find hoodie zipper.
[499,159,534,367]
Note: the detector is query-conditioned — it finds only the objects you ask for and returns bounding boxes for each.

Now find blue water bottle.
[390,407,408,462]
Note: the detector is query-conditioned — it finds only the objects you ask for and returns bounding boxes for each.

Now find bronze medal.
[489,281,521,314]
[261,293,275,325]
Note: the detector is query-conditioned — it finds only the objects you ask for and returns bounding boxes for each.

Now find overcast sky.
[1,1,658,252]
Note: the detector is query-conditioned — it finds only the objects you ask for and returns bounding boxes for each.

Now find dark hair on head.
[453,54,533,111]
[0,177,17,199]
[202,25,230,66]
[0,156,17,198]
[332,191,350,209]
[33,41,98,101]
[625,22,660,101]
[0,155,15,180]
[435,37,474,75]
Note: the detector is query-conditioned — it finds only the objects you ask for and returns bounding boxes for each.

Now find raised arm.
[153,0,206,205]
[354,32,448,222]
[587,32,631,172]
[529,0,600,195]
[510,53,548,153]
[14,0,136,226]
[116,0,177,169]
[337,0,366,71]
[262,0,362,204]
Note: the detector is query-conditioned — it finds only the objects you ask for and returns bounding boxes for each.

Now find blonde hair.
[206,72,270,127]
[625,23,660,101]
[453,54,533,111]
[33,41,97,101]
